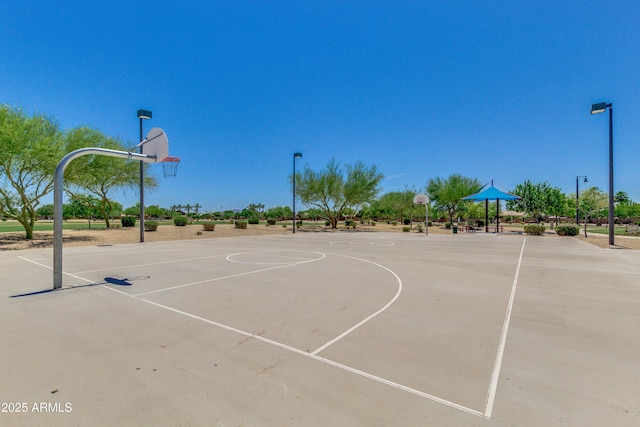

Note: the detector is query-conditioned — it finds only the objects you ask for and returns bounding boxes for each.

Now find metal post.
[293,152,302,233]
[54,147,157,289]
[137,109,152,242]
[293,155,296,233]
[139,117,144,242]
[576,176,579,225]
[425,203,428,236]
[608,106,614,246]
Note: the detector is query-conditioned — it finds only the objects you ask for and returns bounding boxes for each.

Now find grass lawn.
[0,220,110,233]
[584,225,636,236]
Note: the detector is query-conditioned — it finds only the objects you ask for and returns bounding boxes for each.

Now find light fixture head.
[583,177,588,183]
[294,152,302,158]
[590,102,608,114]
[137,109,152,120]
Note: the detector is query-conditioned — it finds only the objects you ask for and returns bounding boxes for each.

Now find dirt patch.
[2,222,638,251]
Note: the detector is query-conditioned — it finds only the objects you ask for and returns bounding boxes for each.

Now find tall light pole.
[293,152,302,233]
[137,109,152,242]
[575,175,587,225]
[590,102,614,246]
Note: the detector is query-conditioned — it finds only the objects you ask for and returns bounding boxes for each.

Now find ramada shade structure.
[462,180,520,232]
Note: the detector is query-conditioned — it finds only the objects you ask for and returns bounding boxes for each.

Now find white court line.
[19,243,495,419]
[226,250,317,265]
[73,253,231,274]
[18,255,52,270]
[483,237,527,418]
[132,251,326,297]
[18,255,101,286]
[124,294,483,418]
[311,253,403,355]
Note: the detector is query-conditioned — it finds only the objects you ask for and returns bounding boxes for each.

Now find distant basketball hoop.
[161,156,180,178]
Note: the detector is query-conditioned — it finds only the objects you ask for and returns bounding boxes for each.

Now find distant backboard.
[413,194,429,205]
[141,127,169,162]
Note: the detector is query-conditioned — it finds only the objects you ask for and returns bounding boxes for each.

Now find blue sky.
[1,1,639,212]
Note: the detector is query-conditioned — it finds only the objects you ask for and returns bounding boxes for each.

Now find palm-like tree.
[193,203,202,218]
[184,204,192,217]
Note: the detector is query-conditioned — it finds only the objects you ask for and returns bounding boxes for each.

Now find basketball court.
[1,232,638,426]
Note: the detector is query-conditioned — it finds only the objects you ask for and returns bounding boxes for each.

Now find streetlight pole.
[137,109,152,243]
[575,176,587,225]
[293,152,302,233]
[590,102,614,246]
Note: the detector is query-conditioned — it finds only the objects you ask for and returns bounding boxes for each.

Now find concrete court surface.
[0,231,638,426]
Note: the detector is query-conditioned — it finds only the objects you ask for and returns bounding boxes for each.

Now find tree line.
[1,105,155,238]
[3,106,638,239]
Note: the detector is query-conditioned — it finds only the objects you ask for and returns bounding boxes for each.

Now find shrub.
[296,220,303,227]
[416,224,424,233]
[174,216,188,226]
[345,219,355,228]
[555,224,579,236]
[248,217,259,225]
[202,222,216,231]
[391,221,398,226]
[402,226,410,232]
[445,223,452,229]
[523,224,545,235]
[235,220,247,229]
[267,218,277,226]
[144,220,158,231]
[476,220,485,227]
[121,216,136,227]
[325,220,331,226]
[403,218,411,225]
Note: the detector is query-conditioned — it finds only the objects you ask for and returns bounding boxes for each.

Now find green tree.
[614,191,630,204]
[64,127,157,228]
[124,204,140,216]
[426,174,480,226]
[507,180,550,222]
[377,190,415,225]
[0,106,65,239]
[266,206,292,220]
[36,204,55,219]
[296,159,383,229]
[145,205,163,219]
[579,187,608,236]
[544,186,569,226]
[68,194,102,228]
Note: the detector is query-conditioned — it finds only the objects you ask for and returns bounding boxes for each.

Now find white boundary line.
[132,251,326,297]
[93,248,482,417]
[483,237,527,418]
[311,253,403,355]
[126,293,483,418]
[17,238,527,420]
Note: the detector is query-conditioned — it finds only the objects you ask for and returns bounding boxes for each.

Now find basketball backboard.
[137,127,169,163]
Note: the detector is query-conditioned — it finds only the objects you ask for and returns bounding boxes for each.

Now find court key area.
[1,231,638,426]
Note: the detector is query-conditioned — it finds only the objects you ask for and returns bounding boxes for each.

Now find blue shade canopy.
[463,182,520,201]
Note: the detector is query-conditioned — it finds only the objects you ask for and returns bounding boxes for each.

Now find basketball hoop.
[161,156,180,178]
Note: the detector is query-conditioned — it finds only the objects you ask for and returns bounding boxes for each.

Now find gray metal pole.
[54,148,156,289]
[575,176,579,225]
[293,155,296,234]
[425,203,428,236]
[140,118,145,242]
[608,105,614,246]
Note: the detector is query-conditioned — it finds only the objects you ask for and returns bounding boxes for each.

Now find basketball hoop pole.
[138,110,152,243]
[53,147,158,289]
[413,194,429,236]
